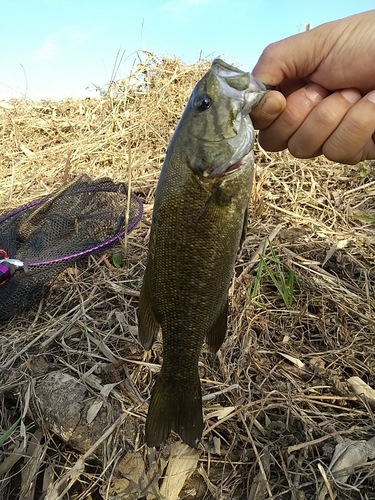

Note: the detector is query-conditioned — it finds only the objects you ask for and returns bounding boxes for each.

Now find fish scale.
[138,59,268,447]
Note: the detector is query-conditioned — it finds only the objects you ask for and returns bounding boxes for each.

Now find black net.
[0,175,143,320]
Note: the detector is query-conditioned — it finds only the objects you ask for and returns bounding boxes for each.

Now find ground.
[0,54,374,500]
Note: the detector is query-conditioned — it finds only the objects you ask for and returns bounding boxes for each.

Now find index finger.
[252,30,327,86]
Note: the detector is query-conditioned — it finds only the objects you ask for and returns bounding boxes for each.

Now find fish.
[137,59,268,448]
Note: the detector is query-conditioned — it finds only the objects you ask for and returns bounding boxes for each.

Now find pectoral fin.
[240,207,248,248]
[205,299,228,353]
[137,265,160,350]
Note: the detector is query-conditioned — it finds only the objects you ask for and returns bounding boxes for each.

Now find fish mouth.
[211,59,268,104]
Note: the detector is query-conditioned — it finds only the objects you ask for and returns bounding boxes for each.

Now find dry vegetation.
[0,53,374,500]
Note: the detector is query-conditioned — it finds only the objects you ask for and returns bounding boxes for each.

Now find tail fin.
[145,369,203,448]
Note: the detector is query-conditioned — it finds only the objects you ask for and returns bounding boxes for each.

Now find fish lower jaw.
[210,150,253,178]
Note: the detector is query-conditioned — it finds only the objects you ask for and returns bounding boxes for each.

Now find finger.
[279,78,312,97]
[252,12,375,93]
[322,90,375,163]
[258,83,330,152]
[250,91,286,130]
[287,88,362,158]
[252,30,327,86]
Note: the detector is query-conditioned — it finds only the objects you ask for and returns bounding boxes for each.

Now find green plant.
[250,239,295,308]
[112,253,123,268]
[0,417,21,447]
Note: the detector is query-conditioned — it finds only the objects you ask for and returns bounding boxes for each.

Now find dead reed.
[0,52,374,500]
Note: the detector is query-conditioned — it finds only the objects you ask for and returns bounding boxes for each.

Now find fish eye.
[195,94,212,112]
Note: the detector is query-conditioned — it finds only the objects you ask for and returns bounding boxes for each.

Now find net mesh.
[0,175,143,320]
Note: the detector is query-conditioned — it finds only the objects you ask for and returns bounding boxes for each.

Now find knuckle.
[288,141,312,159]
[347,113,372,136]
[322,141,359,164]
[260,43,278,61]
[315,104,341,128]
[344,99,375,137]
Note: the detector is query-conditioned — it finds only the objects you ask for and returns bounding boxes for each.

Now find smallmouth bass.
[138,59,267,447]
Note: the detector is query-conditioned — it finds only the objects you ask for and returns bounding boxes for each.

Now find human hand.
[250,10,375,164]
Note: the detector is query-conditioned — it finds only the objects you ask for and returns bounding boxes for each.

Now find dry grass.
[0,52,374,500]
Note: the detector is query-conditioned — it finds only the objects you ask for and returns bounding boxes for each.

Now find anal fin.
[137,266,160,350]
[205,299,228,353]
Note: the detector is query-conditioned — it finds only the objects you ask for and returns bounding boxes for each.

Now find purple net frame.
[0,187,143,268]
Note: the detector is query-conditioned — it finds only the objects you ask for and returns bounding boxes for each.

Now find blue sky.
[0,0,373,101]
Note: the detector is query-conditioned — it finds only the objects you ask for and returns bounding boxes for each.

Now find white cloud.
[31,26,91,61]
[33,36,58,60]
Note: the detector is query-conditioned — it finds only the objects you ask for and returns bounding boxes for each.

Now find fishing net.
[0,175,143,320]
